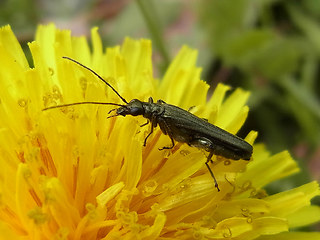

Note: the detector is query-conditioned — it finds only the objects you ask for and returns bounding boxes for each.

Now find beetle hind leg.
[189,137,220,191]
[205,151,220,191]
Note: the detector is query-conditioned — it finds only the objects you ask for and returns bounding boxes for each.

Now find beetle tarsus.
[140,120,149,127]
[158,137,175,150]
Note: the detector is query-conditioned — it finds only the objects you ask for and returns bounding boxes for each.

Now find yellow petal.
[0,24,319,239]
[256,232,320,240]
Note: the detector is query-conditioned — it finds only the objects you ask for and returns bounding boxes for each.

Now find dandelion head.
[0,24,319,239]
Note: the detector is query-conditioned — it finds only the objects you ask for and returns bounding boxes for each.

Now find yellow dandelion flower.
[0,24,319,240]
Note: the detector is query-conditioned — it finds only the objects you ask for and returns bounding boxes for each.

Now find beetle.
[43,56,253,191]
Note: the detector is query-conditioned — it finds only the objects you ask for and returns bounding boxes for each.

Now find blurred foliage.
[198,0,320,161]
[0,0,38,37]
[197,0,320,197]
[0,0,319,198]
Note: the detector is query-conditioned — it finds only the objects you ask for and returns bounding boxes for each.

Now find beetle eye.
[130,107,142,116]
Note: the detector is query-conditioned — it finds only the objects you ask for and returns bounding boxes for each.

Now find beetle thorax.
[143,102,164,119]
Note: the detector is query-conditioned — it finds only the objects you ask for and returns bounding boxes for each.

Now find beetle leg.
[143,126,154,147]
[157,99,166,104]
[188,137,220,191]
[148,97,154,103]
[159,137,175,150]
[157,118,175,150]
[143,118,157,147]
[205,151,220,191]
[140,120,149,127]
[187,106,195,112]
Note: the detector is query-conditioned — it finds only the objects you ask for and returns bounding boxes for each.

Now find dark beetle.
[43,57,253,191]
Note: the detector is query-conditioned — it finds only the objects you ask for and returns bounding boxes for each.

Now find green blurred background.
[1,0,319,221]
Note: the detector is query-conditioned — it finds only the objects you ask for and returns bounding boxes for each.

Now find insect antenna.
[42,101,125,111]
[62,56,128,104]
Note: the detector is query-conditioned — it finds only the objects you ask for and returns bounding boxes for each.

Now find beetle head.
[116,99,144,116]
